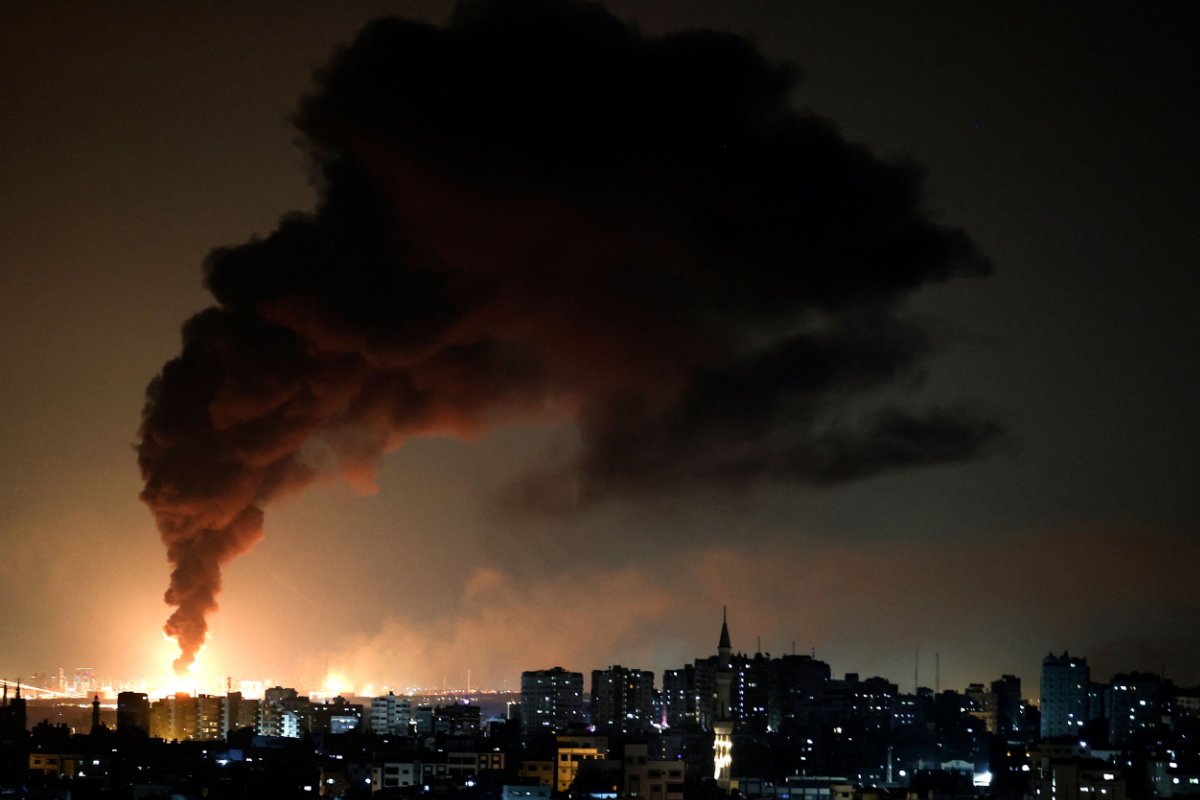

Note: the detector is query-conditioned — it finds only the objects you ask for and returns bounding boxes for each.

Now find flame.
[315,669,354,699]
[153,632,207,698]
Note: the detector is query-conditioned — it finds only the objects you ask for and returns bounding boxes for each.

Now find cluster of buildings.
[3,623,1200,799]
[121,687,489,742]
[1038,652,1191,747]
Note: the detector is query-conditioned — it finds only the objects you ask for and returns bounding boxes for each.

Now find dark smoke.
[138,0,999,673]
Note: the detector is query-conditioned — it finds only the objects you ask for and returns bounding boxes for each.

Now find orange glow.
[311,669,355,701]
[150,632,212,699]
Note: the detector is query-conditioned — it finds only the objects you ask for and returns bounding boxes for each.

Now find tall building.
[520,667,583,738]
[1108,673,1164,746]
[965,682,997,734]
[734,653,770,732]
[1041,652,1090,739]
[663,664,714,730]
[117,691,150,735]
[261,686,310,738]
[195,695,224,741]
[856,676,900,733]
[767,654,831,733]
[991,675,1022,738]
[591,665,655,735]
[150,693,199,741]
[662,666,697,729]
[223,693,261,734]
[370,691,412,735]
[414,705,434,735]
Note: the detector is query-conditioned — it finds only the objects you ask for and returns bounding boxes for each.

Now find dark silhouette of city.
[3,615,1198,800]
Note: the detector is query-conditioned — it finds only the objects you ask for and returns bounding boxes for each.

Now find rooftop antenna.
[935,652,941,694]
[757,636,761,654]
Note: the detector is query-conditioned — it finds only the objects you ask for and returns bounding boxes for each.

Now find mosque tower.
[0,679,27,740]
[713,608,734,790]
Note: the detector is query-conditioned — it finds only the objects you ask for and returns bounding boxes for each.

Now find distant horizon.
[7,642,1197,705]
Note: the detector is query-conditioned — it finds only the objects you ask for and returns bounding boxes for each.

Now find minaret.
[91,694,101,734]
[713,607,734,791]
[719,608,731,659]
[10,679,26,733]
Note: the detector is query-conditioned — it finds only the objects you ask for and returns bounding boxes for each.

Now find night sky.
[2,1,1198,694]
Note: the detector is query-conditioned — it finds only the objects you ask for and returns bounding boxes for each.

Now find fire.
[302,671,352,700]
[153,632,207,698]
[315,669,354,700]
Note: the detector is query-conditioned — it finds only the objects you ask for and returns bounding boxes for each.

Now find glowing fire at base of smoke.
[153,631,209,699]
[309,669,355,702]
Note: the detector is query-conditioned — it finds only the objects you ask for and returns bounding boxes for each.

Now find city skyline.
[2,1,1198,696]
[8,621,1198,798]
[4,620,1191,707]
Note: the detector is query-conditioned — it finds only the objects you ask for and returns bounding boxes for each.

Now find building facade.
[520,667,583,738]
[1041,652,1090,739]
[591,665,655,735]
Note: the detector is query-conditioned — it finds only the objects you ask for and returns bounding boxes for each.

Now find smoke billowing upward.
[138,0,999,673]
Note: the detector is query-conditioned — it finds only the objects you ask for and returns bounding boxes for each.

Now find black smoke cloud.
[138,0,998,672]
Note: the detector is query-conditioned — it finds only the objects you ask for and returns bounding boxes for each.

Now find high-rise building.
[734,653,770,732]
[663,663,714,730]
[767,654,831,733]
[195,695,224,741]
[520,667,583,738]
[965,682,997,734]
[370,691,412,735]
[117,691,150,735]
[1040,652,1089,739]
[149,696,172,740]
[261,686,310,738]
[225,693,260,733]
[991,675,1022,738]
[149,693,199,742]
[662,666,697,730]
[1108,673,1164,746]
[591,665,655,735]
[858,676,900,733]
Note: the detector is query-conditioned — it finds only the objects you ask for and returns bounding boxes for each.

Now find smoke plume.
[138,0,999,673]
